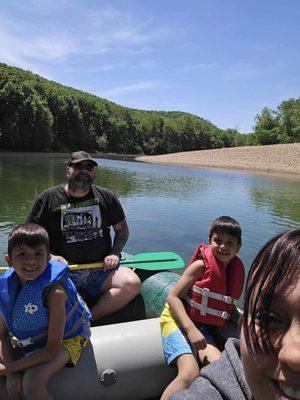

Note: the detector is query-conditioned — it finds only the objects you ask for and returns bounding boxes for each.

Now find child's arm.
[0,314,16,365]
[167,260,206,351]
[0,284,67,375]
[0,314,23,397]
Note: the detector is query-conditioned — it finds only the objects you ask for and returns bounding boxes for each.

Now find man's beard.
[67,173,94,191]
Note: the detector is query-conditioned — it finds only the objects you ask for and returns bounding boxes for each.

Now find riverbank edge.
[96,144,300,177]
[1,143,299,177]
[134,143,300,178]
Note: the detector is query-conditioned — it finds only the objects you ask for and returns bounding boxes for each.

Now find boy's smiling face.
[209,232,241,266]
[5,244,50,285]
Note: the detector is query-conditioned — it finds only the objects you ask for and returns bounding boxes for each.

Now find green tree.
[253,107,282,145]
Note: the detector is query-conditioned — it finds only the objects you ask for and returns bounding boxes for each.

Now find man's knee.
[120,269,141,298]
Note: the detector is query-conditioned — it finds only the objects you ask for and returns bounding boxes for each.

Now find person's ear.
[236,243,242,253]
[4,254,12,267]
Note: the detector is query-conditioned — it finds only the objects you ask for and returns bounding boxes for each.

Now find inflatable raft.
[2,265,239,400]
[48,271,182,400]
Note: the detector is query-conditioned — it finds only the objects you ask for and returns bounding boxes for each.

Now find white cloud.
[0,14,76,65]
[0,5,176,70]
[99,80,163,97]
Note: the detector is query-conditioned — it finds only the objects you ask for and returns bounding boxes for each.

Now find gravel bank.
[136,143,300,177]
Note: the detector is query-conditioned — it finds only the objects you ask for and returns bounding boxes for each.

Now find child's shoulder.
[184,258,205,278]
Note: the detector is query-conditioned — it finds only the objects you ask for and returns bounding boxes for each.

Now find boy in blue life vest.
[160,216,245,400]
[0,223,91,400]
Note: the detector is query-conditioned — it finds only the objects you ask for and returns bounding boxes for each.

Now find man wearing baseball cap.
[26,151,141,321]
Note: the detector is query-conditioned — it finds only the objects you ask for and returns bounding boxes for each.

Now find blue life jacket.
[0,260,91,353]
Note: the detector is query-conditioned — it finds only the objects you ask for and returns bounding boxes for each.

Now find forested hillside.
[0,63,242,154]
[0,63,299,154]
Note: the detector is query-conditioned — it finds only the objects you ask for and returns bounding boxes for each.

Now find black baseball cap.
[68,151,98,166]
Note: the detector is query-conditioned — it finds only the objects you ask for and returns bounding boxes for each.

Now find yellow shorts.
[62,335,89,367]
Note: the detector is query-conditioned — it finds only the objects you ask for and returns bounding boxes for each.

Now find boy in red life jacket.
[160,216,245,400]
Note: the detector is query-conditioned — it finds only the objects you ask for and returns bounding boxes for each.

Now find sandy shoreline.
[136,143,300,177]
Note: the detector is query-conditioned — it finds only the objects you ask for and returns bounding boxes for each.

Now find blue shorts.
[69,267,118,299]
[160,304,214,365]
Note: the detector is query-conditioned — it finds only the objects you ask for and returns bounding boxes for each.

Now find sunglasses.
[71,163,95,171]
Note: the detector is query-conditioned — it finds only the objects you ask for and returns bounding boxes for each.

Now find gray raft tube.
[2,271,239,400]
[48,318,176,400]
[54,272,182,400]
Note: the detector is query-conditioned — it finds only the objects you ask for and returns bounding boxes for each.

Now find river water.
[0,152,299,275]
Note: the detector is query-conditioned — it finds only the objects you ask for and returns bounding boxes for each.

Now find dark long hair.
[242,229,300,354]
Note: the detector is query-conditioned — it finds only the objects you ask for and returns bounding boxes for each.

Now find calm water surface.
[0,152,299,275]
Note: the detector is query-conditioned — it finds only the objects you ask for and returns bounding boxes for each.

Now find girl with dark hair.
[170,229,300,400]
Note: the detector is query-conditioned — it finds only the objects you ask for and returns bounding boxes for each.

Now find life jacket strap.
[191,285,238,305]
[64,307,88,339]
[184,295,230,320]
[16,337,34,348]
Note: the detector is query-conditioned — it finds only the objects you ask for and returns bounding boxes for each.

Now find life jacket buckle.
[218,311,229,320]
[222,295,233,304]
[16,337,33,348]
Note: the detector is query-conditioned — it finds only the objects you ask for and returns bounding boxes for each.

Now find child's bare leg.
[0,377,10,399]
[23,348,70,400]
[0,374,23,399]
[160,354,199,400]
[198,342,221,366]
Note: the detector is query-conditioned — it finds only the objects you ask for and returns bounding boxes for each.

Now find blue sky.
[0,0,299,133]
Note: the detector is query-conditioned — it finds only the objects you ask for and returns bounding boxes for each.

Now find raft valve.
[100,369,117,386]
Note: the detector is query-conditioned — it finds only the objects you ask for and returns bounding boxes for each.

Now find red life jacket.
[184,243,245,328]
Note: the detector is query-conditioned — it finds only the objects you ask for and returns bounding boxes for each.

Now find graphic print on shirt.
[61,204,103,243]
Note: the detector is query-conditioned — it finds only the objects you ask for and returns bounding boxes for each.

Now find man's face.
[66,162,95,190]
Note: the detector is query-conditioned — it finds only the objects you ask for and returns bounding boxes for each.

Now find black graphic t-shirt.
[26,184,125,264]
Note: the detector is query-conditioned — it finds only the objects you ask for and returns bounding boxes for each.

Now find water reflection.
[0,153,299,273]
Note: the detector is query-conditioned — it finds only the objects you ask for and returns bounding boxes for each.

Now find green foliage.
[0,63,298,154]
[252,102,300,145]
[253,107,282,145]
[0,62,239,154]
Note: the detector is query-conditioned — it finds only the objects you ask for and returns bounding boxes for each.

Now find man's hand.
[6,372,23,399]
[103,254,120,271]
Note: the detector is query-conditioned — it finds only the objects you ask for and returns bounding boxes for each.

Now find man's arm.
[26,195,44,224]
[103,219,129,270]
[111,219,129,256]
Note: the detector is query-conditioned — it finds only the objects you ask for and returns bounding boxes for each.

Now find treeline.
[248,101,300,145]
[0,63,299,154]
[0,63,241,154]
